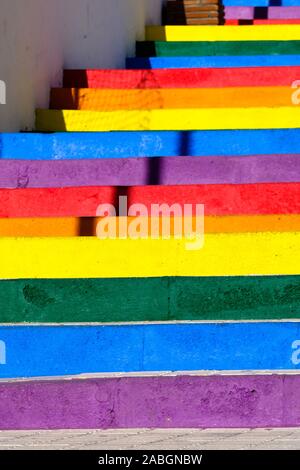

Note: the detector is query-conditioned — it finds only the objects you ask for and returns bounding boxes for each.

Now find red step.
[1,183,300,218]
[64,66,300,89]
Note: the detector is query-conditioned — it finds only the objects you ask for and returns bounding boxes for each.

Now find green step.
[136,40,300,57]
[2,276,300,323]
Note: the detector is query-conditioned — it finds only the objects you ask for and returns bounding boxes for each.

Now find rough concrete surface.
[0,428,299,450]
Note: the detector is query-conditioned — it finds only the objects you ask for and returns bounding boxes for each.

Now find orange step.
[50,86,297,110]
[1,215,300,237]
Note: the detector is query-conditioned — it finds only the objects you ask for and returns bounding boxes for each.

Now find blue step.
[126,55,300,69]
[0,322,300,379]
[2,129,300,159]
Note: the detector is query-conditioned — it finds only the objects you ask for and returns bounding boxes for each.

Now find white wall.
[0,0,163,132]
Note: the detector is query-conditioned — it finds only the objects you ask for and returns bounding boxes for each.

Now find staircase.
[1,2,300,431]
[225,1,300,24]
[163,0,224,25]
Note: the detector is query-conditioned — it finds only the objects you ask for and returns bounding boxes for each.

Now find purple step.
[225,6,300,20]
[0,374,300,430]
[2,154,300,188]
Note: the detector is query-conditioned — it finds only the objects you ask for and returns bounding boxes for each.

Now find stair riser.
[1,183,300,217]
[145,25,300,41]
[3,129,300,159]
[0,323,300,379]
[127,56,300,69]
[159,18,220,25]
[0,374,299,429]
[0,233,300,278]
[136,41,300,57]
[50,87,300,110]
[166,8,220,16]
[3,154,300,188]
[2,215,300,237]
[63,66,300,88]
[1,275,300,322]
[165,10,220,17]
[35,108,300,132]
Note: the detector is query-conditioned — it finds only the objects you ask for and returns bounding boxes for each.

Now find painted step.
[0,233,300,278]
[126,56,300,69]
[1,373,300,429]
[50,87,299,110]
[225,6,300,19]
[35,108,300,132]
[223,0,300,6]
[3,129,300,159]
[1,183,300,217]
[2,274,300,323]
[136,41,300,57]
[2,215,300,237]
[1,322,300,379]
[3,154,300,188]
[226,19,300,24]
[145,25,300,41]
[63,66,300,88]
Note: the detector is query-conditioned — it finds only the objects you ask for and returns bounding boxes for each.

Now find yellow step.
[36,107,300,132]
[0,232,300,279]
[145,24,300,42]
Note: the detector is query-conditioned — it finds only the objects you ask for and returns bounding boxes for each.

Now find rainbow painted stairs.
[2,6,300,431]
